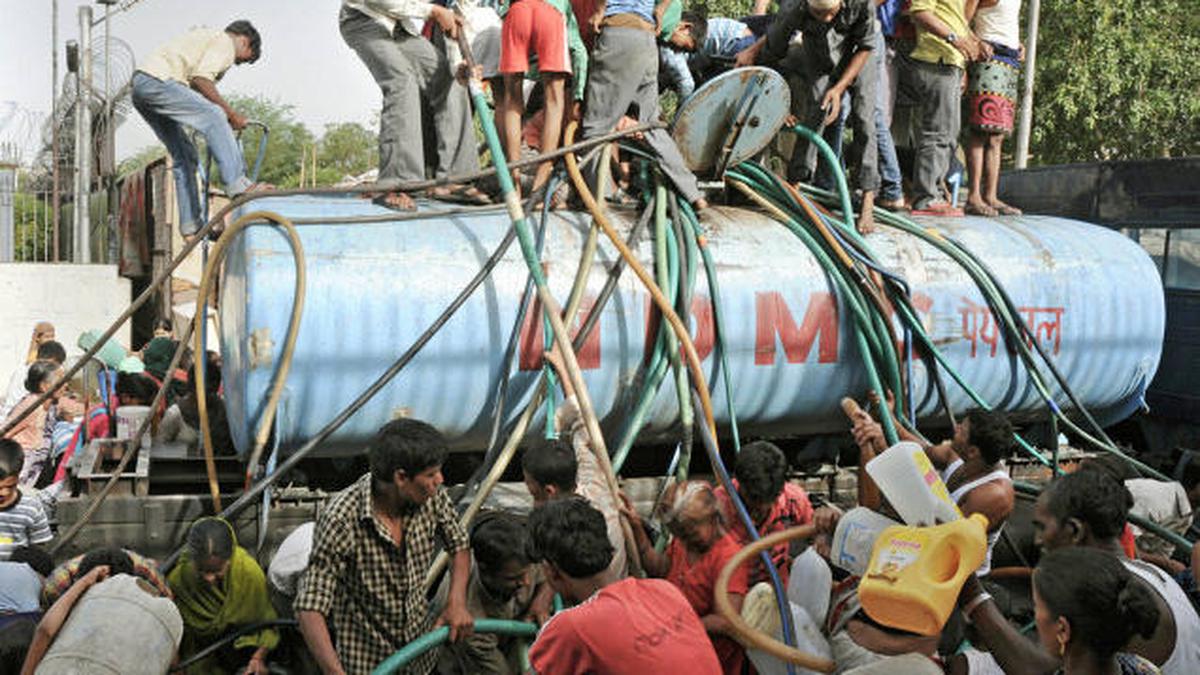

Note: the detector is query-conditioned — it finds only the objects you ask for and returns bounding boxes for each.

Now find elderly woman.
[167,517,279,675]
[3,361,62,487]
[621,480,750,675]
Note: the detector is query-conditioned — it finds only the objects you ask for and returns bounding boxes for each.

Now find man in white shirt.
[340,0,486,211]
[130,21,264,237]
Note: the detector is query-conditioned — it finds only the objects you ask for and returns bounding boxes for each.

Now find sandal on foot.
[429,184,492,205]
[911,201,964,217]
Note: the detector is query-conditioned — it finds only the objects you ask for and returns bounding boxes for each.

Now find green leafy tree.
[1028,0,1200,163]
[226,94,315,188]
[118,145,166,178]
[316,122,377,184]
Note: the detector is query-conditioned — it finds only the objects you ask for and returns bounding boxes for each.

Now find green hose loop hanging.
[371,619,539,675]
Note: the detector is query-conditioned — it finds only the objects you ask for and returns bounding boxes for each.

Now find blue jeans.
[873,34,903,202]
[131,72,251,235]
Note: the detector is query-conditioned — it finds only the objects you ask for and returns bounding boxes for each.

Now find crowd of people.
[132,0,1030,241]
[1,327,1199,675]
[0,2,1194,670]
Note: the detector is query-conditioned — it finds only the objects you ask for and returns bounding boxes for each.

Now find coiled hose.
[194,210,307,512]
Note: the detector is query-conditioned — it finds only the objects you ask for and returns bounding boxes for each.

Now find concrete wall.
[0,263,131,372]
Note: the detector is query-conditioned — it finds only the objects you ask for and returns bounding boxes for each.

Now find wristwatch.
[945,32,959,44]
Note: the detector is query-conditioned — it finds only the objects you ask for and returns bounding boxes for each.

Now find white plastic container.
[115,405,152,450]
[865,442,962,526]
[788,547,833,624]
[830,507,902,576]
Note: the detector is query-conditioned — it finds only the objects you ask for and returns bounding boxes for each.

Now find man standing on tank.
[339,0,490,211]
[577,0,708,210]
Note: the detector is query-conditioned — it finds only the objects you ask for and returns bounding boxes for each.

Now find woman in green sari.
[168,517,279,674]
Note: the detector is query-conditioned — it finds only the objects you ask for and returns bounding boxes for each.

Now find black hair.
[529,497,614,578]
[0,618,36,674]
[681,11,708,50]
[1043,470,1132,541]
[0,439,23,479]
[186,350,222,394]
[471,513,533,571]
[11,546,54,577]
[369,418,448,483]
[1034,547,1159,658]
[225,20,262,63]
[521,440,578,492]
[735,441,788,505]
[965,410,1013,464]
[36,340,67,365]
[186,517,236,562]
[1080,453,1140,483]
[78,547,135,578]
[1179,455,1200,491]
[24,359,58,395]
[116,371,158,405]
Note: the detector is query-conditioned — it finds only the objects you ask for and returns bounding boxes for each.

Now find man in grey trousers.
[740,0,880,232]
[580,0,707,209]
[340,0,487,210]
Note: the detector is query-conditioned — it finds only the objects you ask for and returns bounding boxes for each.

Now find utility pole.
[1014,0,1041,168]
[101,0,117,264]
[51,0,60,261]
[74,5,93,263]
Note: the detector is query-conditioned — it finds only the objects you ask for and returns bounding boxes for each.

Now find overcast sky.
[1,0,381,162]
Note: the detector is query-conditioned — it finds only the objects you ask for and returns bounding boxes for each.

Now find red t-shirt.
[715,481,815,587]
[529,577,722,675]
[666,531,752,675]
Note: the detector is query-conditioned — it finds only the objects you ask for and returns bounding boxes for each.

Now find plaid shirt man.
[294,474,470,675]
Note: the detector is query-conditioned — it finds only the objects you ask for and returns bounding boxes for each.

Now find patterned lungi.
[967,44,1020,135]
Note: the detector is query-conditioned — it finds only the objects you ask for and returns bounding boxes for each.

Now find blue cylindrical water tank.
[218,196,1164,456]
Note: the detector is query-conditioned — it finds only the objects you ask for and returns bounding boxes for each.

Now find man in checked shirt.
[295,419,473,675]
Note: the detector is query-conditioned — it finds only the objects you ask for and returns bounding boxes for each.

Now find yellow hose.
[714,524,835,672]
[194,210,307,512]
[561,122,719,442]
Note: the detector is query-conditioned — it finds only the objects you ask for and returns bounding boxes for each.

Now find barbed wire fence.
[1,33,135,264]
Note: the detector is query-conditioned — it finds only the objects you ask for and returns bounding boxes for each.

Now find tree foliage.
[228,94,316,187]
[1028,0,1200,163]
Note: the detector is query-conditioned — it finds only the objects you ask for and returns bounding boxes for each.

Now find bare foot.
[988,199,1022,216]
[964,198,998,216]
[372,191,417,211]
[857,191,877,234]
[692,197,709,211]
[856,209,876,234]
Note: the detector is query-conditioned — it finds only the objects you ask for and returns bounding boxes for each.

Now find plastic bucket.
[77,329,127,369]
[115,406,151,449]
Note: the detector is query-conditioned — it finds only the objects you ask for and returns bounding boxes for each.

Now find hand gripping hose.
[371,619,538,674]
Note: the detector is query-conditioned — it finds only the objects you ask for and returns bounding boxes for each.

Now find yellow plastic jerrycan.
[857,513,989,636]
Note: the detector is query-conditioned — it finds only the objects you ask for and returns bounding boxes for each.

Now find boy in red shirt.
[528,497,721,675]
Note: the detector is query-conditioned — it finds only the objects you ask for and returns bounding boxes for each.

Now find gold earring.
[1057,635,1066,657]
